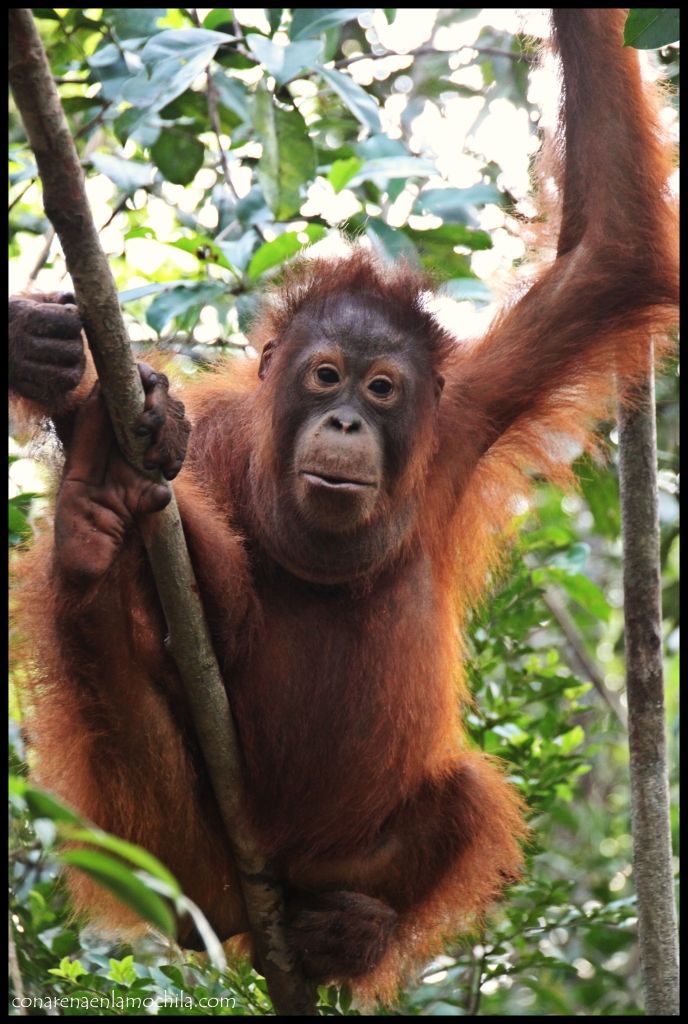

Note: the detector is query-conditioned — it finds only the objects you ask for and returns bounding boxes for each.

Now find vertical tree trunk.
[618,355,679,1017]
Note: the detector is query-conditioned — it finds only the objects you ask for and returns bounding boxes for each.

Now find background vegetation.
[9,8,679,1016]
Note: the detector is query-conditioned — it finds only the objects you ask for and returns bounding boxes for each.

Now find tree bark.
[8,9,317,1016]
[618,355,679,1016]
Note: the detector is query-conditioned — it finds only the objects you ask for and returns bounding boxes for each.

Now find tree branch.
[27,227,56,283]
[8,9,317,1016]
[540,588,627,729]
[618,352,679,1016]
[9,178,35,213]
[329,42,533,72]
[9,914,27,1013]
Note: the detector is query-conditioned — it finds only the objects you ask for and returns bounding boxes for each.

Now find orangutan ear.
[258,339,278,381]
[434,373,445,401]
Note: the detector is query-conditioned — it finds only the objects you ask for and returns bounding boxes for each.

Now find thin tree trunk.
[618,355,679,1016]
[8,9,317,1015]
[9,914,27,1014]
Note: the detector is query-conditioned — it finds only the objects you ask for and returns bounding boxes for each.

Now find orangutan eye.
[316,365,340,385]
[368,376,394,397]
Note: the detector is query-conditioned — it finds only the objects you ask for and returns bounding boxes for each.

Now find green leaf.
[48,956,87,982]
[169,236,239,275]
[8,499,30,541]
[158,88,215,129]
[356,134,407,160]
[348,155,436,186]
[317,67,382,132]
[61,827,181,894]
[115,108,162,147]
[151,130,205,185]
[325,985,339,1007]
[538,567,611,623]
[266,8,284,34]
[146,282,228,335]
[18,783,84,825]
[88,41,132,103]
[248,225,326,278]
[211,71,250,121]
[289,9,372,40]
[366,219,419,264]
[401,224,492,280]
[576,458,621,538]
[405,222,493,252]
[550,541,591,572]
[60,96,101,115]
[9,487,42,516]
[90,153,155,193]
[58,849,176,936]
[107,955,137,986]
[557,725,586,755]
[50,929,81,958]
[252,84,317,219]
[339,984,353,1013]
[159,964,186,988]
[415,185,503,223]
[326,156,363,192]
[245,34,322,85]
[107,8,166,40]
[218,233,259,272]
[235,186,272,227]
[120,29,231,133]
[202,9,235,32]
[525,524,574,549]
[121,58,210,126]
[216,50,258,71]
[140,27,232,64]
[624,9,679,49]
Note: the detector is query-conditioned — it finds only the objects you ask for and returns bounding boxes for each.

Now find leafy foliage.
[624,9,680,49]
[9,7,679,1017]
[10,6,518,343]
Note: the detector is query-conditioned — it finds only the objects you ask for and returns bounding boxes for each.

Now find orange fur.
[12,9,677,1006]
